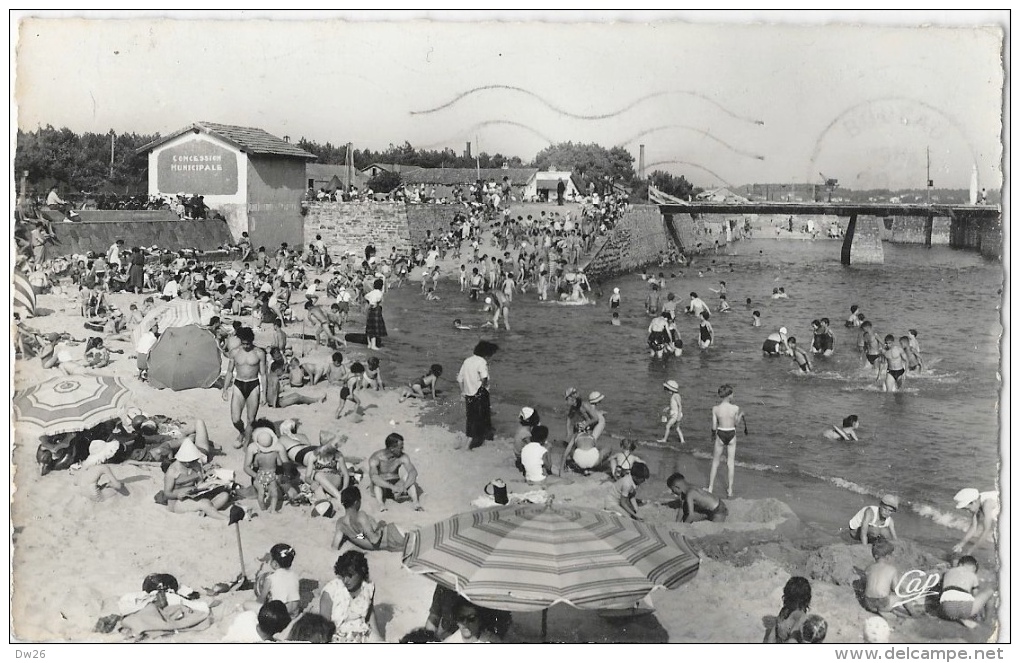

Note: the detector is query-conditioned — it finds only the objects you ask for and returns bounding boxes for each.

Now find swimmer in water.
[811,318,835,357]
[823,415,860,441]
[752,310,762,327]
[708,384,743,497]
[905,330,923,372]
[611,312,621,326]
[879,334,908,392]
[846,304,862,328]
[788,337,812,373]
[452,319,473,330]
[858,321,881,373]
[698,311,714,350]
[609,287,621,309]
[718,294,731,313]
[762,327,790,356]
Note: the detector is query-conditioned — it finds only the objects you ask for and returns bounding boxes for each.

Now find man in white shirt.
[457,340,498,450]
[46,186,66,207]
[161,276,180,301]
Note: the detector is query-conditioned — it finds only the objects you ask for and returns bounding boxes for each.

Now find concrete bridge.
[656,201,1002,263]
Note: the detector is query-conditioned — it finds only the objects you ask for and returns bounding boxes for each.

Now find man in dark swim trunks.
[222,327,267,449]
[859,321,881,368]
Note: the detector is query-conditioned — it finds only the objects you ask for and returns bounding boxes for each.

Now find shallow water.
[377,239,1002,544]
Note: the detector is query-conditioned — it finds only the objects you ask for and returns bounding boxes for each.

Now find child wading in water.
[659,380,686,444]
[708,384,744,497]
[788,337,812,373]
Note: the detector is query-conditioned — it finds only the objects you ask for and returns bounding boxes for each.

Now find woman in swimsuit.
[698,311,714,349]
[277,419,351,505]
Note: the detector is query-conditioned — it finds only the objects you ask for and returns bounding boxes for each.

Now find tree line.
[15,125,708,201]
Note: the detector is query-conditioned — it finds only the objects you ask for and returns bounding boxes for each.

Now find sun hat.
[485,297,493,304]
[880,494,899,511]
[663,380,680,393]
[588,391,605,404]
[85,439,119,466]
[779,327,788,335]
[613,287,620,294]
[175,438,205,463]
[519,407,536,421]
[564,387,578,399]
[253,426,278,449]
[954,488,980,510]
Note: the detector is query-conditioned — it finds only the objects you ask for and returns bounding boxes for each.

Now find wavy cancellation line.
[411,85,765,126]
[621,125,766,162]
[420,120,556,150]
[643,159,733,188]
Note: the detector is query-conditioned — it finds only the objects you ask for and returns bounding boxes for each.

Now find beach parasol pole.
[541,607,548,642]
[228,505,248,581]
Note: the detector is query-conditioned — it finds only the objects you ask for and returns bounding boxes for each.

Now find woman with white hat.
[952,488,1000,555]
[162,437,232,520]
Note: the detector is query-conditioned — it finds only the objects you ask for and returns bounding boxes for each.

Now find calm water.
[378,239,1003,540]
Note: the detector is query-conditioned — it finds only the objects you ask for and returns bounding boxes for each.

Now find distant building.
[140,121,316,248]
[532,171,583,202]
[400,167,538,201]
[359,163,422,179]
[696,187,750,203]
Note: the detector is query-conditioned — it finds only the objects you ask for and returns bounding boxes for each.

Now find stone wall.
[303,202,412,259]
[584,205,671,281]
[74,210,179,223]
[47,219,234,256]
[404,205,461,245]
[888,217,951,245]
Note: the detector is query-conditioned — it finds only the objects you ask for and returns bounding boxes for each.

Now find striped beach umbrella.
[131,299,215,346]
[13,375,132,436]
[403,502,701,637]
[13,270,36,318]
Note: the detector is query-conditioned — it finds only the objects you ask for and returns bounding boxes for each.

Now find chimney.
[465,142,472,159]
[639,144,646,179]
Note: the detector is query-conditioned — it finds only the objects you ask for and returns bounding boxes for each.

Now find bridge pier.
[842,214,884,265]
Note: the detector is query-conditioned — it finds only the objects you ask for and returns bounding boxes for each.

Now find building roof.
[535,171,583,191]
[400,167,538,187]
[137,122,317,160]
[359,163,422,175]
[306,163,368,188]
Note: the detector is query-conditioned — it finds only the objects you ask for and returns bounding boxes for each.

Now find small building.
[306,163,369,193]
[530,170,584,202]
[139,121,316,249]
[400,167,538,201]
[359,163,422,179]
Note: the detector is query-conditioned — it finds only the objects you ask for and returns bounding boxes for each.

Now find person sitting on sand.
[319,550,380,643]
[275,420,350,506]
[608,438,645,480]
[862,539,911,620]
[266,359,326,409]
[249,543,302,619]
[287,614,335,643]
[224,600,291,642]
[244,426,289,512]
[399,364,442,402]
[938,555,996,629]
[764,576,812,643]
[667,472,727,523]
[331,486,408,553]
[604,461,649,520]
[161,438,232,520]
[513,407,540,467]
[368,433,422,512]
[561,425,610,477]
[848,494,899,545]
[952,488,999,555]
[75,439,126,502]
[324,351,349,386]
[824,415,860,441]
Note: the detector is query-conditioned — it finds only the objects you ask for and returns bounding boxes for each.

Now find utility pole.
[926,145,932,205]
[110,131,115,179]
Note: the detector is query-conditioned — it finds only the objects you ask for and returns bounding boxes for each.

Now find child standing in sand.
[707,384,743,497]
[245,427,288,512]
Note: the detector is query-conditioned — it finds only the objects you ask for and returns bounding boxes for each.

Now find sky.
[11,10,1007,191]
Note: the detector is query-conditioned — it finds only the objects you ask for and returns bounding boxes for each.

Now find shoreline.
[12,263,1000,644]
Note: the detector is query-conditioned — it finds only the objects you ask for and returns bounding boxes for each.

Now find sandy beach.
[11,268,1000,644]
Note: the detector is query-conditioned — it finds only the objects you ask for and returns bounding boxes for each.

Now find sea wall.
[404,205,460,246]
[888,217,951,245]
[584,205,672,281]
[47,219,234,256]
[303,201,412,259]
[846,216,884,264]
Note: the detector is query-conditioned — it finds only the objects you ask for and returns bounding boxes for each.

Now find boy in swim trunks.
[787,337,812,373]
[862,539,911,620]
[879,334,909,392]
[325,352,349,386]
[667,473,727,523]
[938,556,996,629]
[858,321,881,370]
[900,335,923,373]
[707,384,743,497]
